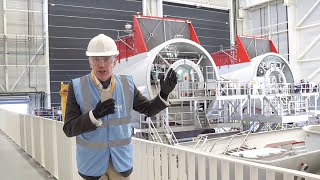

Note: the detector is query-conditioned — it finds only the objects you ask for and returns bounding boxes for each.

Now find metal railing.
[162,122,178,145]
[194,130,252,154]
[170,81,320,99]
[193,135,208,150]
[147,117,163,144]
[169,80,318,99]
[195,109,204,128]
[167,111,195,126]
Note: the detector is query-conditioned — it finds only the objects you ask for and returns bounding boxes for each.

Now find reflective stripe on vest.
[121,75,131,115]
[79,75,96,113]
[76,137,131,149]
[99,118,130,128]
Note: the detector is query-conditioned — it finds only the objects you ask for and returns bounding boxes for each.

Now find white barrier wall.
[4,111,82,180]
[1,108,320,180]
[0,109,21,145]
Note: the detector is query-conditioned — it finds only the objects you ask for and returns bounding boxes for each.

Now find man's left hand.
[160,68,178,98]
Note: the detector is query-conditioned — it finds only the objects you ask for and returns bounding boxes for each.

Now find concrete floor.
[0,130,55,180]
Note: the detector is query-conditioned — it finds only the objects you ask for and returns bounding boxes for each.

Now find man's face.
[89,56,117,82]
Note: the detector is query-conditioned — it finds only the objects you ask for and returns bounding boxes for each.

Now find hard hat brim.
[86,50,119,57]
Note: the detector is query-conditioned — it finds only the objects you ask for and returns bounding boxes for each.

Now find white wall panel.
[42,118,57,176]
[169,148,178,180]
[297,0,319,23]
[55,121,74,180]
[295,0,320,83]
[25,115,34,156]
[299,31,320,60]
[187,152,196,179]
[32,116,43,164]
[0,108,21,144]
[132,140,142,179]
[19,114,26,149]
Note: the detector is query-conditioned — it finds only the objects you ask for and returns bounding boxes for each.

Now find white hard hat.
[86,34,119,57]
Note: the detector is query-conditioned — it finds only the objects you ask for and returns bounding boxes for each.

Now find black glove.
[160,68,178,98]
[92,98,115,119]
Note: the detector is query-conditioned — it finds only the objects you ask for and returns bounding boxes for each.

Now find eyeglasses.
[91,56,116,64]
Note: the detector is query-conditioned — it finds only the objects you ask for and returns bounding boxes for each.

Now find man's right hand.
[92,98,115,119]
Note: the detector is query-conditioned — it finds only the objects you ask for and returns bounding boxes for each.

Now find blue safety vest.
[72,74,134,176]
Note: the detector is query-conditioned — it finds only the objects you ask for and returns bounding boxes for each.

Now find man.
[63,34,177,180]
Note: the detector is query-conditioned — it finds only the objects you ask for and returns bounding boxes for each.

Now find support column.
[267,4,271,39]
[287,3,300,82]
[142,0,163,17]
[3,0,9,92]
[229,0,235,46]
[43,0,51,108]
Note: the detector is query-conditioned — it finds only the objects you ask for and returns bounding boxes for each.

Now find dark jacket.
[63,81,168,137]
[63,80,168,179]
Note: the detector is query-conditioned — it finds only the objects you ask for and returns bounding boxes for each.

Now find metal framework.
[136,55,320,142]
[113,16,320,144]
[0,0,47,93]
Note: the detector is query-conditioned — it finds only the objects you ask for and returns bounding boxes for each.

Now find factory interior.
[1,0,320,179]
